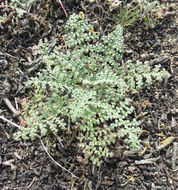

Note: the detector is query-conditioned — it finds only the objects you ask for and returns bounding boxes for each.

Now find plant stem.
[57,0,68,17]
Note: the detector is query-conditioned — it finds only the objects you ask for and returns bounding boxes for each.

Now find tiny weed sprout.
[115,0,166,29]
[14,13,170,165]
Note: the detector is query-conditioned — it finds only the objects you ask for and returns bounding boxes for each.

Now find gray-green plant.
[14,13,170,165]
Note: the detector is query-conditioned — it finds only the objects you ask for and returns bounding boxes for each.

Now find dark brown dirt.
[0,0,177,189]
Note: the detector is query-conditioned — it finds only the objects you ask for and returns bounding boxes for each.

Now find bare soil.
[0,0,177,189]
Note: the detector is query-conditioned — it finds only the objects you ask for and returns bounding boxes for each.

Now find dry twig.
[171,142,178,169]
[0,115,25,129]
[135,156,160,165]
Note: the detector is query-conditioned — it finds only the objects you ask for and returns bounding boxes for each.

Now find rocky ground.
[0,0,177,189]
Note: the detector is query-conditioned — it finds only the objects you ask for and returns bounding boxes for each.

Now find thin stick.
[40,138,78,179]
[0,115,25,129]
